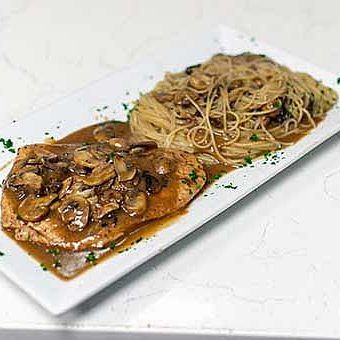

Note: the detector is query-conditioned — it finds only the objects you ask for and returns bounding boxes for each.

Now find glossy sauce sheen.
[3,118,321,280]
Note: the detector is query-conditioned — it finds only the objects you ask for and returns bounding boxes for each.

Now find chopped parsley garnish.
[189,170,198,182]
[244,155,253,165]
[47,249,61,256]
[44,132,49,135]
[122,102,135,121]
[53,260,62,268]
[108,152,115,161]
[224,183,238,189]
[213,173,223,181]
[337,77,340,85]
[40,263,48,271]
[109,242,116,250]
[0,138,15,153]
[264,150,271,160]
[273,100,282,109]
[136,237,143,243]
[250,133,259,141]
[0,251,4,256]
[207,173,224,184]
[86,252,97,263]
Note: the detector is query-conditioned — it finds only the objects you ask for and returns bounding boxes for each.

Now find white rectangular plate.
[0,25,339,315]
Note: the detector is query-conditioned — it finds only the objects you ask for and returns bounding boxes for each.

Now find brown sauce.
[58,121,133,145]
[3,210,185,280]
[2,117,323,280]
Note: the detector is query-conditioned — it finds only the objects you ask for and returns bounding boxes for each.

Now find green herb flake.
[108,152,115,161]
[213,174,222,181]
[53,260,62,268]
[224,183,238,189]
[122,102,129,110]
[136,237,143,244]
[264,150,271,160]
[86,252,97,263]
[109,242,116,250]
[273,99,282,109]
[0,251,5,256]
[40,263,48,271]
[0,138,15,153]
[189,170,198,182]
[244,155,252,165]
[337,77,340,85]
[250,133,259,142]
[47,249,61,256]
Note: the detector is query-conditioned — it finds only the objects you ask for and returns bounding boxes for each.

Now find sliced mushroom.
[10,172,43,191]
[73,149,101,168]
[114,155,136,182]
[93,123,116,142]
[108,138,129,150]
[25,157,42,166]
[42,155,69,170]
[106,189,124,203]
[96,201,120,219]
[58,177,73,199]
[123,191,147,216]
[129,141,158,154]
[82,163,116,186]
[46,181,63,194]
[90,143,114,159]
[58,195,90,232]
[17,193,58,222]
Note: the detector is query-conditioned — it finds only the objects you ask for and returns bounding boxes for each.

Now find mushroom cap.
[17,193,58,222]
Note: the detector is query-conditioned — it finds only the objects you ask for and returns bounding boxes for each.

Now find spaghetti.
[130,53,338,166]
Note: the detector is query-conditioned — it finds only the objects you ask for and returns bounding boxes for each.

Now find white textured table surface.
[1,1,340,339]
